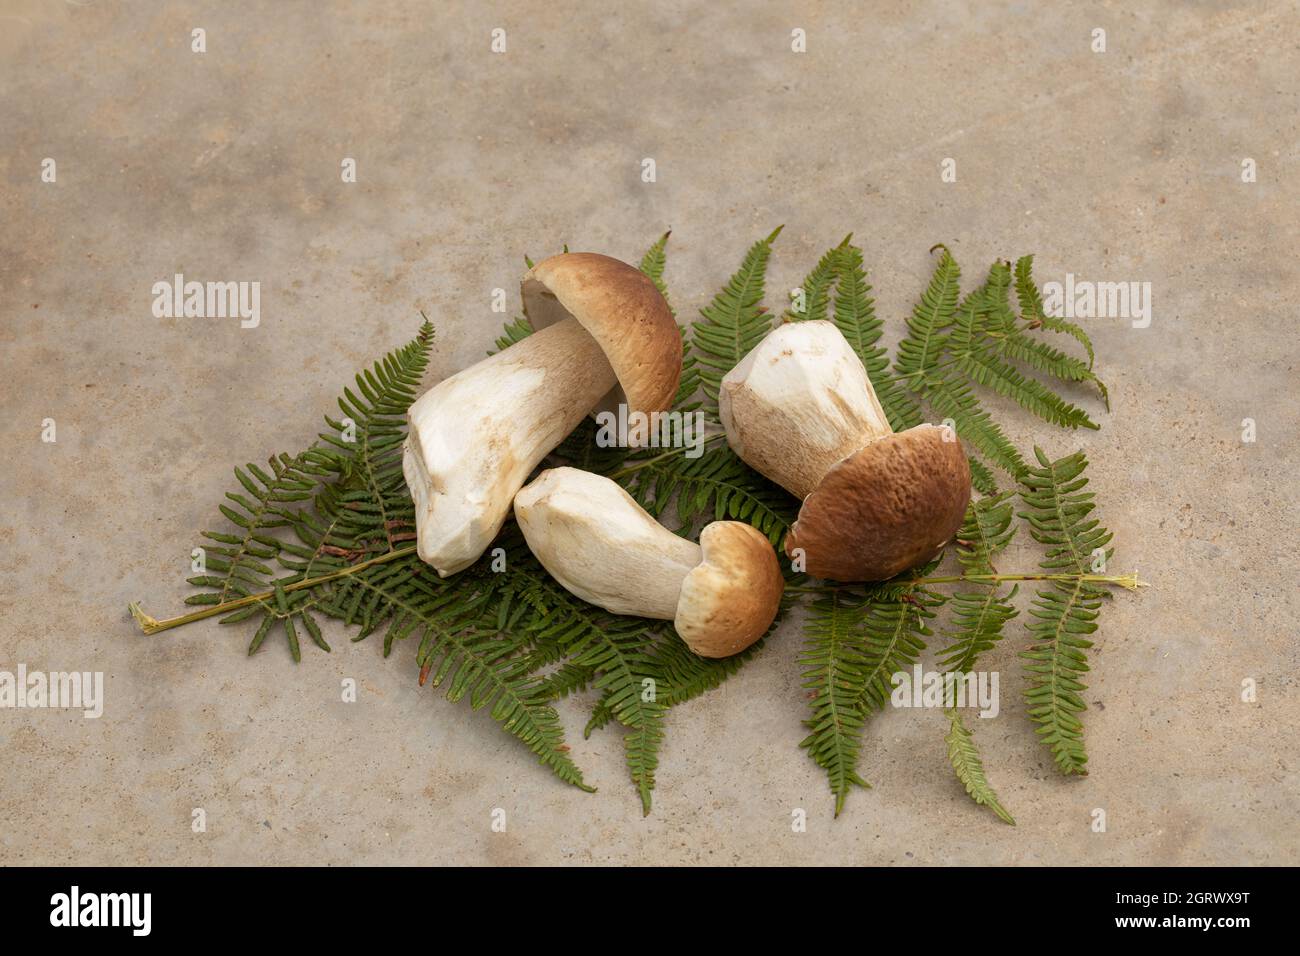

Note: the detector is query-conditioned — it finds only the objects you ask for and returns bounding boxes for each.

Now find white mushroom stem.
[718,320,893,500]
[403,318,616,576]
[513,467,700,619]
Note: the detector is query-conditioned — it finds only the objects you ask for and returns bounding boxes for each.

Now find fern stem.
[129,546,418,635]
[788,571,1146,593]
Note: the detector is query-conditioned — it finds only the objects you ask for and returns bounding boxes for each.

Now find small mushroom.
[403,253,680,576]
[513,467,784,658]
[719,320,970,581]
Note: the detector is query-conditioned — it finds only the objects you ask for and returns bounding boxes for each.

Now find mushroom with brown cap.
[403,253,680,577]
[513,467,783,658]
[719,319,970,581]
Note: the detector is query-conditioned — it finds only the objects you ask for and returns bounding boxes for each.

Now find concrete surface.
[2,1,1297,866]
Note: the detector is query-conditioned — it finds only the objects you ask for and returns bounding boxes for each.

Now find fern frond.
[936,586,1019,676]
[948,305,1100,430]
[1015,255,1095,367]
[653,629,765,707]
[1019,448,1113,574]
[894,250,1030,475]
[1010,256,1108,408]
[968,457,998,495]
[855,590,942,711]
[314,323,433,552]
[492,316,534,353]
[783,238,844,324]
[894,245,961,380]
[584,694,616,738]
[1020,580,1097,775]
[638,230,672,307]
[192,322,436,661]
[937,494,1020,674]
[623,705,665,816]
[618,444,795,545]
[921,373,1028,477]
[955,491,1017,574]
[945,709,1015,824]
[799,582,941,815]
[956,256,1107,408]
[995,333,1110,409]
[799,590,872,816]
[550,417,629,475]
[834,244,924,431]
[539,594,666,810]
[1017,448,1114,775]
[416,638,593,790]
[190,451,315,605]
[692,226,783,408]
[536,661,598,702]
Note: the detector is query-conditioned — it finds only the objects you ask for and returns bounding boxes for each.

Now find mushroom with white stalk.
[719,319,971,581]
[513,467,784,658]
[402,253,680,576]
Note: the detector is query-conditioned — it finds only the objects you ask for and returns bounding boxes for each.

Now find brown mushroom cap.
[522,252,681,416]
[785,424,971,581]
[675,522,784,658]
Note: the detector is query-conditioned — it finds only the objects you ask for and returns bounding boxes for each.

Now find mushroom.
[403,253,680,576]
[513,467,784,658]
[718,319,971,581]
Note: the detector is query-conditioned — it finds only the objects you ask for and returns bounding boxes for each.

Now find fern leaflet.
[945,709,1015,825]
[691,226,782,408]
[1018,448,1114,775]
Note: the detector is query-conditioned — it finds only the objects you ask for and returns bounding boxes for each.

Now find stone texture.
[1,0,1296,865]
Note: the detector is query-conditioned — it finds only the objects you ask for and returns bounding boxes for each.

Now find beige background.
[2,1,1297,865]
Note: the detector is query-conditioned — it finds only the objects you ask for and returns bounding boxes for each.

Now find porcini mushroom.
[403,253,680,576]
[719,320,971,581]
[513,467,784,658]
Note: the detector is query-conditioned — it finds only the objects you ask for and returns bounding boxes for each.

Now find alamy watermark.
[595,405,707,458]
[151,273,260,328]
[0,664,103,718]
[50,886,150,936]
[1041,273,1152,328]
[891,664,999,718]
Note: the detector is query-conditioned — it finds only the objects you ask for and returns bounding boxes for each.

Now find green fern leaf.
[921,373,1028,477]
[692,226,783,408]
[963,256,1106,408]
[783,238,844,324]
[799,581,941,815]
[1017,447,1114,775]
[799,590,872,816]
[833,244,924,431]
[415,636,593,790]
[938,495,1020,674]
[623,705,665,816]
[945,708,1015,824]
[955,491,1017,574]
[638,230,672,306]
[895,245,961,380]
[492,316,533,353]
[1015,255,1096,368]
[937,587,1018,676]
[548,597,666,809]
[194,322,435,660]
[617,444,795,545]
[949,300,1100,430]
[968,457,998,495]
[653,630,762,707]
[855,589,941,711]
